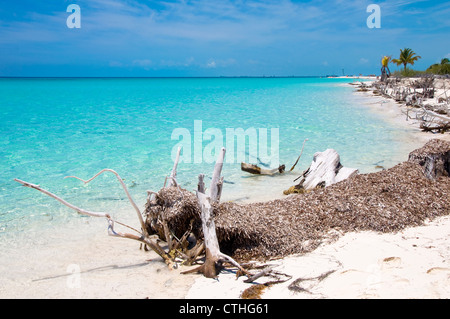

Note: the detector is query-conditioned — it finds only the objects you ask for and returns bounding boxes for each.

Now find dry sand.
[187,215,450,299]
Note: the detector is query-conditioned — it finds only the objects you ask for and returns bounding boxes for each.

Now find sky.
[0,0,449,77]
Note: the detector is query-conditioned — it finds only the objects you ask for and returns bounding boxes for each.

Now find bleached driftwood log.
[186,147,248,278]
[166,146,181,188]
[284,149,358,195]
[241,162,286,175]
[240,138,309,176]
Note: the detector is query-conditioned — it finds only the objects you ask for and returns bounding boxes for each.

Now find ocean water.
[0,77,416,240]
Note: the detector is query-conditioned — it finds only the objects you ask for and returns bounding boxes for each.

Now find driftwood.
[284,149,358,195]
[14,170,174,268]
[408,139,450,179]
[240,138,308,175]
[183,148,248,278]
[241,163,285,175]
[371,77,449,133]
[289,138,309,171]
[420,122,450,133]
[166,146,181,188]
[417,108,450,133]
[15,148,286,283]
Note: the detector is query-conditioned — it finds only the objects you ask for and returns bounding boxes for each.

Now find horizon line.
[0,74,375,79]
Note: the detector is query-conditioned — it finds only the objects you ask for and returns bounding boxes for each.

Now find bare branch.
[289,138,309,172]
[219,252,250,276]
[107,219,173,268]
[209,147,225,203]
[243,266,273,283]
[14,179,110,219]
[167,146,181,188]
[14,177,174,266]
[198,174,205,194]
[65,169,147,237]
[146,190,158,203]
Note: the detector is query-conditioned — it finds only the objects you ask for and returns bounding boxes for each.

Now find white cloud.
[205,58,236,69]
[132,59,152,70]
[359,58,369,64]
[206,60,217,68]
[132,59,152,67]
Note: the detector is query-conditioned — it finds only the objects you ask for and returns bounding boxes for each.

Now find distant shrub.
[392,68,424,77]
[426,63,450,75]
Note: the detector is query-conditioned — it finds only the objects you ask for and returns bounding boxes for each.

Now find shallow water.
[0,77,417,240]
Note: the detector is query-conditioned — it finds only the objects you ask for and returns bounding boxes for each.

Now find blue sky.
[0,0,449,77]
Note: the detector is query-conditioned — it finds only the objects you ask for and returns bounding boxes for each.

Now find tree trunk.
[194,147,248,278]
[197,191,222,277]
[408,139,450,179]
[196,148,226,278]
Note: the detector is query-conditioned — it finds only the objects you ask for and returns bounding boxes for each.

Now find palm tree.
[380,56,391,82]
[441,58,450,65]
[392,48,422,71]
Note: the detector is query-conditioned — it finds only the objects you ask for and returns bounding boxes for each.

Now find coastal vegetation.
[392,48,422,72]
[383,48,449,77]
[380,56,391,82]
[426,58,450,75]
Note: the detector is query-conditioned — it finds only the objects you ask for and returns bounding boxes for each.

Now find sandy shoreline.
[1,79,449,299]
[188,215,450,299]
[0,216,198,299]
[351,79,450,144]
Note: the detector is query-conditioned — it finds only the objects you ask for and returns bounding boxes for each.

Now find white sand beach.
[351,78,450,145]
[187,215,450,299]
[2,200,448,299]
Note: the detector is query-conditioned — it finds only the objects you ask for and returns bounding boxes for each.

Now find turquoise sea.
[0,77,416,238]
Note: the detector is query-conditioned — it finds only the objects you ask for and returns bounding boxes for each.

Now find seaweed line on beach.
[146,139,450,262]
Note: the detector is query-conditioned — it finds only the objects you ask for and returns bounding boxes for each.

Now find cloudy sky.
[1,0,449,77]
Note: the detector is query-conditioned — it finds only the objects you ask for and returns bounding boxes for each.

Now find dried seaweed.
[144,139,450,261]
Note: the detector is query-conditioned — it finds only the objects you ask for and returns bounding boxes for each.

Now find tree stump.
[408,139,450,179]
[284,149,358,195]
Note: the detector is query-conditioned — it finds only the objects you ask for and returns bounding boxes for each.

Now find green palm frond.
[381,56,391,67]
[392,48,422,70]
